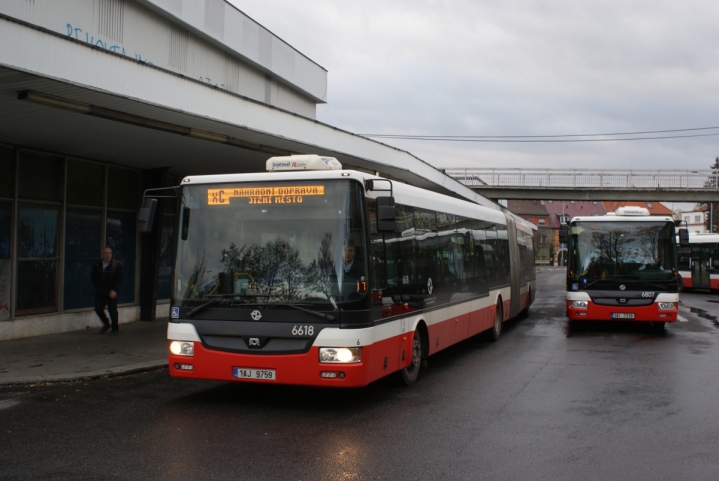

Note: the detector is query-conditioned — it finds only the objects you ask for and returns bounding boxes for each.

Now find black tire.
[490,301,503,342]
[653,321,667,335]
[401,329,424,386]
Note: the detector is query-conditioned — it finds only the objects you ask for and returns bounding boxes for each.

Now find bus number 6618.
[292,325,314,336]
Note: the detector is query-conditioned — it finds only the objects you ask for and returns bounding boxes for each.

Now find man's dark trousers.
[95,294,118,332]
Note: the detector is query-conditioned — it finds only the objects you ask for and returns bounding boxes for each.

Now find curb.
[0,360,168,387]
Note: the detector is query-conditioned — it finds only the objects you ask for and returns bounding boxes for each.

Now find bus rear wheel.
[401,329,424,386]
[490,301,503,342]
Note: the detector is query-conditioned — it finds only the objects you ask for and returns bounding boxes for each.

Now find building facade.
[678,206,708,234]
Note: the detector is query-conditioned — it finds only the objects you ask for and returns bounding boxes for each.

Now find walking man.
[91,247,123,335]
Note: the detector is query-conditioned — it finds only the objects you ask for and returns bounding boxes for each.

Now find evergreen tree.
[705,157,719,233]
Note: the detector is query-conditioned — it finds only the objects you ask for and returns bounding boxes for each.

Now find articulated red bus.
[151,155,535,387]
[677,233,719,291]
[561,206,679,330]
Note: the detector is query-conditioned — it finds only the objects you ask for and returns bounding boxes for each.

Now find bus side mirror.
[559,224,568,245]
[138,198,157,233]
[377,196,396,232]
[679,228,689,247]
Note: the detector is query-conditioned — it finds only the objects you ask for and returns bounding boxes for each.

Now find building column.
[139,167,169,321]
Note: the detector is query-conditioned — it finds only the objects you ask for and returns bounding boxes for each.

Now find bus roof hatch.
[614,206,650,216]
[266,154,342,171]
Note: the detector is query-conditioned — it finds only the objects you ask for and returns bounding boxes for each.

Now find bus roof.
[686,232,719,243]
[571,215,674,223]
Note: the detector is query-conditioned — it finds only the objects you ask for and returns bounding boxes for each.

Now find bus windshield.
[568,220,677,283]
[174,179,368,310]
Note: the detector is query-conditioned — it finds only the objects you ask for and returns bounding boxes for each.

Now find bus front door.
[692,247,711,290]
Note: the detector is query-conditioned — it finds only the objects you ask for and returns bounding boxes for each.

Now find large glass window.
[0,146,14,199]
[0,201,11,319]
[17,206,59,314]
[67,159,104,207]
[18,152,62,202]
[174,180,368,312]
[108,167,141,210]
[157,213,176,300]
[107,210,137,304]
[158,177,179,300]
[64,208,101,310]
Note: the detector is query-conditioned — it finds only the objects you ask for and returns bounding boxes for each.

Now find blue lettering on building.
[65,23,151,65]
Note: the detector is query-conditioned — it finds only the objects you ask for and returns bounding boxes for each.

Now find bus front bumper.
[168,342,375,387]
[566,300,678,322]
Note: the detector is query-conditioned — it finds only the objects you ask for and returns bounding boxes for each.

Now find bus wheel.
[490,301,503,342]
[653,321,667,335]
[401,329,423,386]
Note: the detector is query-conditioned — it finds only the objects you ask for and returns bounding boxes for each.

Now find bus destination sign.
[207,185,325,205]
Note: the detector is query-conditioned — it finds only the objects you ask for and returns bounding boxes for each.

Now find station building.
[0,0,513,340]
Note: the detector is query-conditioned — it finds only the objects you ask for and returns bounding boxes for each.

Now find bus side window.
[367,198,387,289]
[677,247,690,270]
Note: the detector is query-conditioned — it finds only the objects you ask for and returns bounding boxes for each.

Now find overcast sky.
[230,0,719,178]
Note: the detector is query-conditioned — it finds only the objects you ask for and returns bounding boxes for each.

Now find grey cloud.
[233,0,719,171]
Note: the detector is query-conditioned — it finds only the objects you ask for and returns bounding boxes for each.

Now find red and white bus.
[152,155,535,387]
[561,206,679,330]
[677,233,719,291]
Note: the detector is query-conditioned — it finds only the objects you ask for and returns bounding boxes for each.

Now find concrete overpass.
[445,168,719,202]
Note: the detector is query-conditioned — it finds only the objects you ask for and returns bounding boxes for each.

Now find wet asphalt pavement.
[2,268,719,480]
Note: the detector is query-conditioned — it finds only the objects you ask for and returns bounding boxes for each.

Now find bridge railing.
[445,169,719,190]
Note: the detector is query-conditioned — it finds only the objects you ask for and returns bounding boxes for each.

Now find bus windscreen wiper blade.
[187,294,236,318]
[583,275,638,288]
[285,303,336,322]
[231,302,337,322]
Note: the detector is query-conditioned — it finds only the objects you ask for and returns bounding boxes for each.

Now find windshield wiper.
[187,292,278,317]
[232,302,337,322]
[187,297,221,318]
[581,275,638,288]
[285,303,336,322]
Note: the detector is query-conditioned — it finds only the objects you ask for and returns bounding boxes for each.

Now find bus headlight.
[169,341,194,356]
[319,347,361,363]
[658,302,676,310]
[571,301,588,308]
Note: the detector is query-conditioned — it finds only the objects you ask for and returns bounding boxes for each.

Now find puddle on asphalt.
[563,320,667,338]
[685,306,719,326]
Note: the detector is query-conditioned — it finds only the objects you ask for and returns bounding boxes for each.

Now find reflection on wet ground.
[684,306,719,325]
[563,320,668,338]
